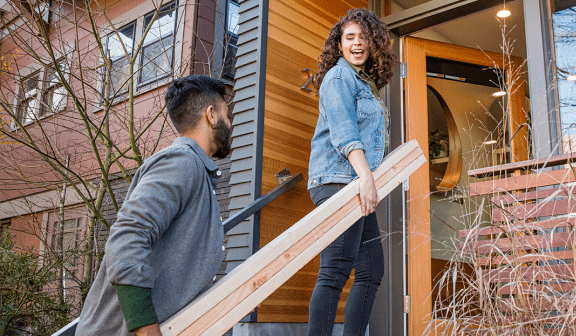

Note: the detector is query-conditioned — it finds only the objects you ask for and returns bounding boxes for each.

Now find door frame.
[402,36,528,336]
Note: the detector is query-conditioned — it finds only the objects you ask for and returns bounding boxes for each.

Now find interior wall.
[258,0,368,323]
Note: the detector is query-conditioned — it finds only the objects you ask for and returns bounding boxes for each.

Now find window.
[41,64,67,117]
[139,2,177,84]
[45,212,84,280]
[95,0,184,108]
[16,73,40,125]
[223,0,239,79]
[12,62,69,129]
[552,3,576,140]
[105,22,136,95]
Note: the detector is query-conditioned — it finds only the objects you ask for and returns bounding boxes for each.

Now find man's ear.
[204,105,218,128]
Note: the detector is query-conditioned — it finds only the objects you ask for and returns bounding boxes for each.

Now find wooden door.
[402,36,528,336]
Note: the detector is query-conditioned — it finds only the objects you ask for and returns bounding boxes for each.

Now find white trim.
[0,184,89,220]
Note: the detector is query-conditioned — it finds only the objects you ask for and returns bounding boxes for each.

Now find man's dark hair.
[165,75,226,134]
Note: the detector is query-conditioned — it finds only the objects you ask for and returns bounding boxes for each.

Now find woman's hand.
[358,173,378,216]
[348,149,379,216]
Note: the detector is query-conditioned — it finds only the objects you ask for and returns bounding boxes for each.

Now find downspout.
[188,0,200,76]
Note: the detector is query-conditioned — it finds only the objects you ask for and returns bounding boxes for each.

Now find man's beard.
[212,116,232,159]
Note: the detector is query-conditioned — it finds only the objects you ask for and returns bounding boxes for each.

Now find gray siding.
[225,0,267,273]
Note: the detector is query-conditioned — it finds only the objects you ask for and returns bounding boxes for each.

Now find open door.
[402,36,529,335]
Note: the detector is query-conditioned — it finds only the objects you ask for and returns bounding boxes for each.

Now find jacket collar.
[337,57,362,79]
[173,137,220,173]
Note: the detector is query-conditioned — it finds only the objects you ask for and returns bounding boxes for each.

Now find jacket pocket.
[356,90,380,123]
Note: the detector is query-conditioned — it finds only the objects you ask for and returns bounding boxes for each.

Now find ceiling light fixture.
[497,9,511,18]
[484,140,497,145]
[568,75,576,81]
[492,91,506,97]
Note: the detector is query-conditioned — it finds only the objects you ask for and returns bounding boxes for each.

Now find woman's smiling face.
[340,22,368,70]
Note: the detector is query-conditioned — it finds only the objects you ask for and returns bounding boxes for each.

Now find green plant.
[429,129,449,159]
[0,234,73,336]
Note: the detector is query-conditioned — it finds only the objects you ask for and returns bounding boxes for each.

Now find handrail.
[50,172,303,336]
[468,152,576,178]
[223,173,302,233]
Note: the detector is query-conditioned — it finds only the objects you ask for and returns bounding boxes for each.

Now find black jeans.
[307,184,384,336]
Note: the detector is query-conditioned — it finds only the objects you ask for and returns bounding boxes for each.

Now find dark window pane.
[140,36,174,83]
[110,56,131,94]
[17,74,39,124]
[106,23,135,96]
[143,3,176,46]
[227,0,239,35]
[223,34,238,79]
[42,64,65,116]
[23,76,38,92]
[107,23,135,60]
[140,3,176,83]
[42,86,66,115]
[18,97,37,124]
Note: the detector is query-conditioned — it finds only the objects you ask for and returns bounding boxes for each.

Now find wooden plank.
[497,282,575,295]
[492,198,576,222]
[500,296,576,312]
[469,152,576,178]
[158,140,425,336]
[483,264,576,283]
[470,168,576,196]
[491,185,576,204]
[459,217,576,238]
[461,231,574,254]
[477,250,575,266]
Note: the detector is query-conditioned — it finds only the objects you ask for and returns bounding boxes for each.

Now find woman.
[307,8,396,336]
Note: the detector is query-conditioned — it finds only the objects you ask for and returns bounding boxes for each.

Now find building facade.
[0,0,239,332]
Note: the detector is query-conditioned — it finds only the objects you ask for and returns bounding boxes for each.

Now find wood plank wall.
[258,0,367,323]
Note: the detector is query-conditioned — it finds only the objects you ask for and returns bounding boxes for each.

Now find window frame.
[138,1,178,86]
[222,0,239,80]
[16,72,41,126]
[212,0,239,83]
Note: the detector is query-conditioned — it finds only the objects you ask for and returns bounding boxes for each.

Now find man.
[76,75,232,336]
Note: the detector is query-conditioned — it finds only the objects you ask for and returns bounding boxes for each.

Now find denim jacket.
[308,57,389,189]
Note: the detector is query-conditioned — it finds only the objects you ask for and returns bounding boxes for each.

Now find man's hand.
[135,323,162,336]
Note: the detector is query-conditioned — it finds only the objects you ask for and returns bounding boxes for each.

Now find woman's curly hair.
[316,8,397,90]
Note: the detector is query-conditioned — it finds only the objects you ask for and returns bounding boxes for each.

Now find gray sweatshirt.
[76,137,225,336]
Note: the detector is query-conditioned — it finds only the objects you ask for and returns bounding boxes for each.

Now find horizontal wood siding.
[258,0,367,322]
[226,0,267,273]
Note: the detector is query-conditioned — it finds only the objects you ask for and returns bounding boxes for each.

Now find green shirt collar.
[345,59,366,77]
